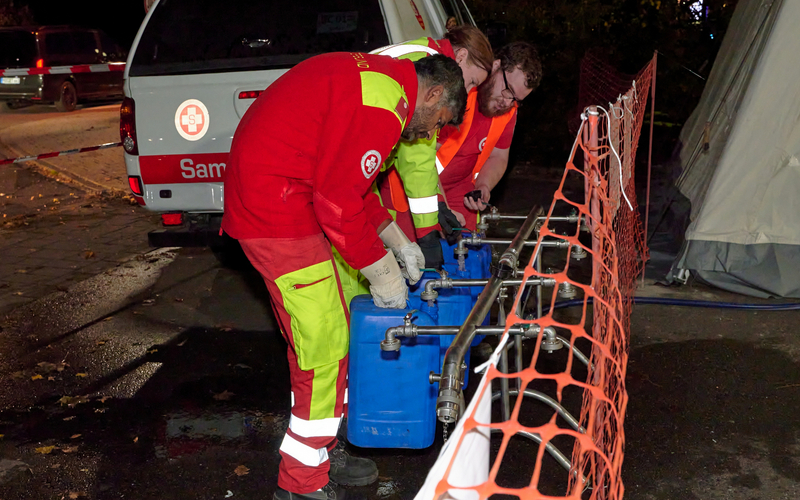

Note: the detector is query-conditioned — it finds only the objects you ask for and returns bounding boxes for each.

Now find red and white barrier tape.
[0,62,125,78]
[0,142,122,166]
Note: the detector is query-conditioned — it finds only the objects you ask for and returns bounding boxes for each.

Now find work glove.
[379,221,424,284]
[417,231,444,271]
[438,201,462,246]
[360,250,408,309]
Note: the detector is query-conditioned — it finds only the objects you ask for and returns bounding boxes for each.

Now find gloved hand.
[360,250,408,309]
[417,231,444,270]
[437,201,462,246]
[378,221,424,284]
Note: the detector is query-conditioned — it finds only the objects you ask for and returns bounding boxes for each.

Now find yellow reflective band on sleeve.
[407,195,439,214]
[412,211,439,229]
[360,72,408,127]
[280,434,330,467]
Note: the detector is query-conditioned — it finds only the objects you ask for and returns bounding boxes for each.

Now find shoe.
[328,440,379,486]
[273,481,344,500]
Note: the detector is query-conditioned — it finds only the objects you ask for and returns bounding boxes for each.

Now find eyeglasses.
[501,70,523,106]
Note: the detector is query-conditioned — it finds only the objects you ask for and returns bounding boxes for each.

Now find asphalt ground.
[0,103,799,499]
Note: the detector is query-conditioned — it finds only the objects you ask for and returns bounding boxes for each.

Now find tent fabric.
[669,0,800,297]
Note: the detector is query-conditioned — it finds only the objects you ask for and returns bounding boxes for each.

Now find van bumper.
[148,212,227,247]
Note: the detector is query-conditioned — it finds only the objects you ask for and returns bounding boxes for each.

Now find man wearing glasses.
[435,42,542,231]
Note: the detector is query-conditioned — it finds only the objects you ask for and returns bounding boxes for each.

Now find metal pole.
[436,205,543,424]
[643,51,657,286]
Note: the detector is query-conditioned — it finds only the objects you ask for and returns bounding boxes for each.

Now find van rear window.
[0,31,37,69]
[130,0,391,77]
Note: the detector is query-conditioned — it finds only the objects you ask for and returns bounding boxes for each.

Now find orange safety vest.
[436,91,517,181]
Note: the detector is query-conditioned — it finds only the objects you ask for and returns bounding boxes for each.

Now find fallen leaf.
[48,376,55,381]
[233,465,250,476]
[83,251,95,259]
[63,416,76,421]
[10,371,25,379]
[96,340,107,346]
[102,317,113,321]
[50,463,62,469]
[61,445,79,453]
[75,373,88,378]
[70,434,81,439]
[147,349,158,354]
[35,445,56,454]
[142,299,156,306]
[177,340,187,347]
[80,468,89,472]
[69,491,87,499]
[31,374,44,381]
[174,298,184,302]
[98,396,110,403]
[213,390,235,401]
[94,408,106,413]
[58,396,89,407]
[0,434,4,439]
[133,436,139,443]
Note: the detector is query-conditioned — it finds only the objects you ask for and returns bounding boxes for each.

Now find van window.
[44,31,97,65]
[130,0,391,77]
[0,30,37,68]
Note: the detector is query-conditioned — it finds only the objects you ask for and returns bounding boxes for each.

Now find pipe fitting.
[571,244,588,260]
[541,326,563,352]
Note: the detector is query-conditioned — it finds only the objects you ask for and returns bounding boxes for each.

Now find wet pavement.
[1,104,800,499]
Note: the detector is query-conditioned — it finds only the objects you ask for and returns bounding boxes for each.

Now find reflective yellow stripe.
[280,434,329,467]
[289,414,341,438]
[407,195,438,214]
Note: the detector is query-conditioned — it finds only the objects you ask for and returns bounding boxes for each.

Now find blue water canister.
[347,296,439,449]
[347,238,493,449]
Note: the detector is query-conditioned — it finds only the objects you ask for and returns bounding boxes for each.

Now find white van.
[121,0,476,246]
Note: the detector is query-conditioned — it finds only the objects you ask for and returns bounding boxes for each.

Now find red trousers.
[240,233,351,494]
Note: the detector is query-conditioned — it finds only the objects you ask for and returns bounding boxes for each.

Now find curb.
[0,136,126,196]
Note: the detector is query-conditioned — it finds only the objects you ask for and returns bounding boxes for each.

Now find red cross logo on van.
[174,99,210,141]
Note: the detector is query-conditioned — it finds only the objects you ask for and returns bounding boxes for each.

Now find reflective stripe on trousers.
[239,234,351,494]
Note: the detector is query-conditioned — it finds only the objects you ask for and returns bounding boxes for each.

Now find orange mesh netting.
[415,55,655,500]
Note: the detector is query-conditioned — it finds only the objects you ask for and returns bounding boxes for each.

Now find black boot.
[273,481,344,500]
[328,440,379,486]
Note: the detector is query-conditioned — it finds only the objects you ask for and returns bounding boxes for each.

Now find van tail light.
[36,59,43,68]
[120,97,139,155]
[161,213,184,226]
[238,90,264,99]
[128,175,144,196]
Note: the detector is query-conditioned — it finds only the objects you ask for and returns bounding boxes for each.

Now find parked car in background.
[0,25,127,112]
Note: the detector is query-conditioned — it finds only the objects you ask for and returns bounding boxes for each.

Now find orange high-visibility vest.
[436,92,517,182]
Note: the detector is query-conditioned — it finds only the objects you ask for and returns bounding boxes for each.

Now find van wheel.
[55,82,77,112]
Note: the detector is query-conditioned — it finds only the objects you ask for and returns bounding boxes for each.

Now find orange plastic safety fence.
[428,56,654,500]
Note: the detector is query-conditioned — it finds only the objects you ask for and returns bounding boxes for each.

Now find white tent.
[668,0,800,298]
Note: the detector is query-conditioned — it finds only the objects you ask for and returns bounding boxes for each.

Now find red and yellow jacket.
[221,52,416,270]
[373,37,455,239]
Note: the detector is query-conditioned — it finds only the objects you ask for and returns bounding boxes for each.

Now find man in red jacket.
[221,52,466,500]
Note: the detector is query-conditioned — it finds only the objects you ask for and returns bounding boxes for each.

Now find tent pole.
[643,51,657,286]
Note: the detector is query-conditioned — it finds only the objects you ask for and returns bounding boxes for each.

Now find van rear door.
[124,0,394,213]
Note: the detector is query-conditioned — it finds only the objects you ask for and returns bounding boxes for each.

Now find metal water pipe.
[435,205,543,424]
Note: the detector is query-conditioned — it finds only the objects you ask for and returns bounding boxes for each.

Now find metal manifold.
[380,205,593,474]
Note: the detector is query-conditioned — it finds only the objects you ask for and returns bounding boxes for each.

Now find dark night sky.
[24,0,147,48]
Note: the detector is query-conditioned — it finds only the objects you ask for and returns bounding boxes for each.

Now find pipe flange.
[542,336,564,352]
[380,338,401,351]
[571,244,588,260]
[420,289,438,301]
[558,281,578,299]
